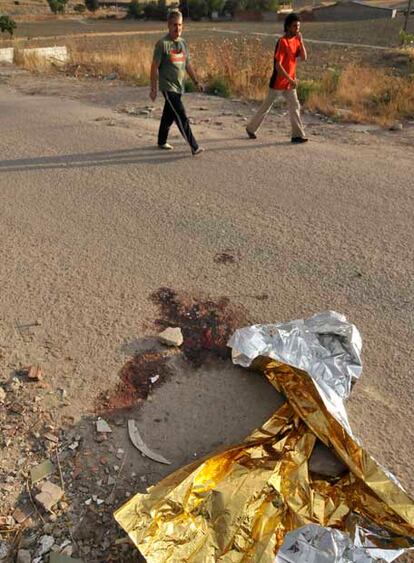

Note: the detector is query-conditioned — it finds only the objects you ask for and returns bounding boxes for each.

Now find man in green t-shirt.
[150,10,204,156]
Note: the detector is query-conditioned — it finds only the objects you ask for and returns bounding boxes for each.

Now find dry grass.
[12,35,414,126]
[307,63,414,126]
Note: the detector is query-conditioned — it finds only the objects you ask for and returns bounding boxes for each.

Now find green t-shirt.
[153,34,191,94]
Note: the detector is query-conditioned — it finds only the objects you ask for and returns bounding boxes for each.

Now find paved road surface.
[0,79,413,501]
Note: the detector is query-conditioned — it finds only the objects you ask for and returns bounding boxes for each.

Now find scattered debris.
[128,420,171,465]
[96,418,112,433]
[158,327,184,347]
[30,459,55,484]
[35,481,64,511]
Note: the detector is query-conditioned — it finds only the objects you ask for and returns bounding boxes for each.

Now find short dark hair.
[284,12,300,32]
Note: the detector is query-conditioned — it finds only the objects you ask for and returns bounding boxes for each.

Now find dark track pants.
[158,91,199,153]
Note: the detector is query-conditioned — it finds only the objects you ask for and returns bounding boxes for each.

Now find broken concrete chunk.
[35,481,64,511]
[17,549,32,563]
[96,418,112,433]
[158,327,183,347]
[128,419,171,465]
[30,459,54,484]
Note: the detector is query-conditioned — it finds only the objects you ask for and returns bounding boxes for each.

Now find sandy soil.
[0,65,413,561]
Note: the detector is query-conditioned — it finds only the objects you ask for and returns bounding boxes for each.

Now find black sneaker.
[246,128,257,140]
[291,137,308,144]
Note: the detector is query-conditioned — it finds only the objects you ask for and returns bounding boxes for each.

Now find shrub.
[399,29,414,46]
[85,0,99,11]
[297,79,321,104]
[47,0,68,13]
[206,76,231,97]
[0,14,17,36]
[74,3,86,11]
[128,0,144,18]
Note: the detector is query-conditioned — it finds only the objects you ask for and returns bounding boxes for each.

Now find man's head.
[284,12,301,35]
[168,10,183,40]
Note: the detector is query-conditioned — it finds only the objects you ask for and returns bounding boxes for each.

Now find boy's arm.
[297,32,307,61]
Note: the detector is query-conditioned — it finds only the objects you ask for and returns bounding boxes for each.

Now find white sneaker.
[158,143,173,150]
[192,147,205,156]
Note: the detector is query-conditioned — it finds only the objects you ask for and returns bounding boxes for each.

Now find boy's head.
[284,12,301,35]
[168,10,183,40]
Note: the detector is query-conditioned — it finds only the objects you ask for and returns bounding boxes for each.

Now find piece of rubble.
[128,419,171,465]
[35,481,64,511]
[0,542,10,561]
[27,366,43,381]
[17,549,32,563]
[37,535,55,556]
[116,448,125,460]
[44,433,59,444]
[31,459,54,484]
[107,476,116,486]
[0,387,6,403]
[13,505,34,524]
[150,375,159,384]
[96,418,112,433]
[158,327,183,347]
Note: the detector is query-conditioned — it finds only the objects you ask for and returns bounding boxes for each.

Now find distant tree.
[0,14,17,35]
[128,0,144,17]
[85,0,99,12]
[187,0,207,19]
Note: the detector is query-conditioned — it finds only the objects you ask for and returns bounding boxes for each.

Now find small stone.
[37,535,55,556]
[158,327,183,347]
[107,476,116,486]
[105,72,118,80]
[13,505,34,524]
[96,498,104,505]
[17,548,32,563]
[150,375,159,384]
[84,498,92,506]
[27,365,43,381]
[44,433,59,444]
[0,542,10,560]
[35,481,64,511]
[0,387,6,403]
[390,122,403,131]
[140,475,147,483]
[68,442,79,450]
[116,448,125,460]
[96,418,112,433]
[139,109,151,115]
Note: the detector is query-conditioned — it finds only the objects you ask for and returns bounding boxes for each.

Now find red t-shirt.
[269,36,301,90]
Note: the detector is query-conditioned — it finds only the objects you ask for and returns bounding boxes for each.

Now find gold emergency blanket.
[114,359,414,562]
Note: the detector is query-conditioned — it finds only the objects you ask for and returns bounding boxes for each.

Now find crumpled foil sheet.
[114,311,414,562]
[276,523,407,563]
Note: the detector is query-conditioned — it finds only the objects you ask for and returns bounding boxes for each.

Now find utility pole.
[404,0,413,32]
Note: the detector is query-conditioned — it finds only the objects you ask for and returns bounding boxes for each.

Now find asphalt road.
[0,77,413,504]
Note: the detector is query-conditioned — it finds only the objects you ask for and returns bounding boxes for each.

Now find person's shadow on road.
[0,139,290,173]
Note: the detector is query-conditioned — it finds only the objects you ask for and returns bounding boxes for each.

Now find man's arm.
[297,32,307,61]
[150,59,158,101]
[186,62,203,92]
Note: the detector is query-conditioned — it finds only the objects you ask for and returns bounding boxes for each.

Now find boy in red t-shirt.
[246,13,308,144]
